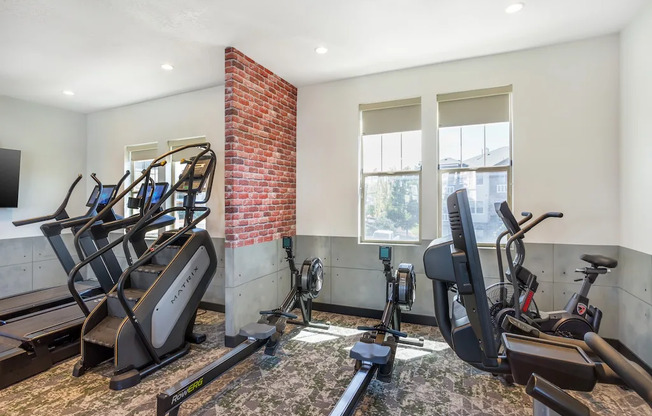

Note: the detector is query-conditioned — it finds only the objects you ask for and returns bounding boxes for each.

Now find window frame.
[124,142,159,218]
[436,90,513,246]
[359,129,423,245]
[167,136,207,230]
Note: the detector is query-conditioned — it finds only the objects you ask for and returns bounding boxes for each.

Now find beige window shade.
[128,144,158,161]
[169,137,207,162]
[437,86,512,128]
[361,98,421,135]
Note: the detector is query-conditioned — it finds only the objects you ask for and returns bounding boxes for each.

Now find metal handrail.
[505,212,562,318]
[495,211,532,283]
[12,173,82,226]
[122,145,211,264]
[71,173,103,262]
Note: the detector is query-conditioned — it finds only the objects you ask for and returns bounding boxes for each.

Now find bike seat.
[581,254,617,268]
[349,341,391,365]
[239,323,276,340]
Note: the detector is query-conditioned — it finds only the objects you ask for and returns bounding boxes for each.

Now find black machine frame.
[329,246,420,416]
[422,188,652,415]
[156,236,326,416]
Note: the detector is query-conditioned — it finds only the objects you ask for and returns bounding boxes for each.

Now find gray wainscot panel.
[618,289,652,366]
[331,237,382,270]
[330,267,386,310]
[32,259,68,290]
[617,247,652,305]
[32,236,58,262]
[554,244,619,285]
[224,272,279,337]
[296,235,331,269]
[0,263,33,297]
[0,237,33,267]
[202,267,225,304]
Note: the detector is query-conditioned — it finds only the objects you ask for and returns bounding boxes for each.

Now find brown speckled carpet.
[0,311,649,415]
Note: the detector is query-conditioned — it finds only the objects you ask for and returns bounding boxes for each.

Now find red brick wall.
[224,47,297,248]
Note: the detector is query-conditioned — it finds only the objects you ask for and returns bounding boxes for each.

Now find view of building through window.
[439,121,511,244]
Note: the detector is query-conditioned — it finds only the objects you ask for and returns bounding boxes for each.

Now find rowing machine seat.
[239,323,276,340]
[349,342,391,365]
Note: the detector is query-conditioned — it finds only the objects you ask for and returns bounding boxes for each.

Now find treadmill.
[1,173,127,322]
[0,181,173,389]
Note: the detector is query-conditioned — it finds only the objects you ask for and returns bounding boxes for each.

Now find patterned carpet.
[0,310,649,416]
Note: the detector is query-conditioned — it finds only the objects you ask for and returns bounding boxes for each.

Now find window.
[168,137,207,230]
[360,98,421,243]
[124,143,159,218]
[437,86,512,244]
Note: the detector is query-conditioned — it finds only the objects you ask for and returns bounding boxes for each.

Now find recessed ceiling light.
[62,90,75,96]
[161,63,174,71]
[505,2,524,13]
[315,46,328,55]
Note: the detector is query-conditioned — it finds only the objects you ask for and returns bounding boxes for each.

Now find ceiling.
[0,0,646,113]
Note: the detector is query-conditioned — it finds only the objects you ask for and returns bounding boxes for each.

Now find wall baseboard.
[199,301,225,313]
[312,302,438,327]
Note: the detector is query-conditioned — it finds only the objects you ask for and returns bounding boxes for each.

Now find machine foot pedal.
[187,332,206,344]
[72,360,86,377]
[110,369,141,391]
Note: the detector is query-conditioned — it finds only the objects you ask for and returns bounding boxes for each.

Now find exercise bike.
[487,201,616,340]
[157,236,325,416]
[330,246,422,416]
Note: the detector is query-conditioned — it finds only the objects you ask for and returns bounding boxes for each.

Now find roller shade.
[437,86,511,128]
[361,98,421,135]
[127,144,158,161]
[169,137,207,162]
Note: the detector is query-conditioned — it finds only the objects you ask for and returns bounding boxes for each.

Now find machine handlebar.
[259,310,298,319]
[12,173,83,226]
[584,332,652,406]
[357,325,407,338]
[525,374,592,416]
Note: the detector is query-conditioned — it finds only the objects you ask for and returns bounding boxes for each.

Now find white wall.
[618,0,652,365]
[0,95,87,239]
[620,2,652,255]
[86,87,225,237]
[297,35,620,245]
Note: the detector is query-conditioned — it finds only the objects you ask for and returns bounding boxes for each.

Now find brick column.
[224,47,297,248]
[223,48,298,345]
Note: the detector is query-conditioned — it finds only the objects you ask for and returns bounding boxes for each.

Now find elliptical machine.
[488,201,616,339]
[329,246,421,416]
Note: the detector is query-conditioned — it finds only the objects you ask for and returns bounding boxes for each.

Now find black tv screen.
[0,148,21,208]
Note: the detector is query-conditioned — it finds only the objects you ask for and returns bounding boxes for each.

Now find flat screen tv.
[0,148,21,208]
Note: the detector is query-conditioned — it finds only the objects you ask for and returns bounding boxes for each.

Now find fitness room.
[0,1,651,415]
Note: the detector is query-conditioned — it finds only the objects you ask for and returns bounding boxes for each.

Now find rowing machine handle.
[259,310,298,320]
[357,325,407,338]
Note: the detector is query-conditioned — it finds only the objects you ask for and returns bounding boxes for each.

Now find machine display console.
[178,156,211,192]
[137,182,169,205]
[86,186,100,207]
[97,186,115,205]
[379,246,392,261]
[282,236,292,249]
